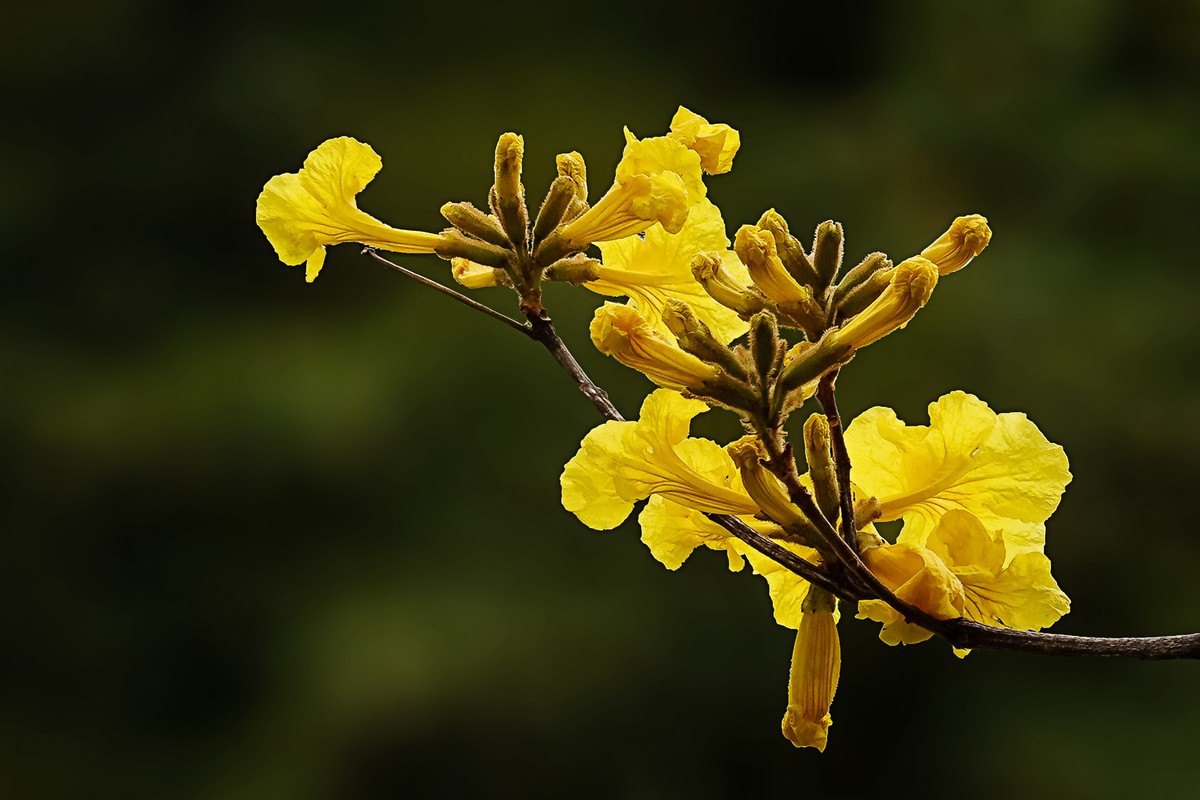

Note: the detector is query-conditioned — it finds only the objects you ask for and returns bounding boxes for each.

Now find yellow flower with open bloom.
[844,391,1071,555]
[590,303,722,392]
[667,106,741,175]
[586,199,751,343]
[256,137,444,282]
[859,510,1070,649]
[557,111,739,249]
[560,390,761,570]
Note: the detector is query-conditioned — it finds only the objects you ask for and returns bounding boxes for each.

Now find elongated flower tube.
[728,438,818,544]
[833,257,938,350]
[921,214,992,275]
[666,106,741,174]
[734,225,814,306]
[256,137,444,282]
[590,303,722,392]
[781,590,841,751]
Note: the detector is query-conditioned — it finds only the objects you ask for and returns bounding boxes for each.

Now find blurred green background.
[4,1,1200,797]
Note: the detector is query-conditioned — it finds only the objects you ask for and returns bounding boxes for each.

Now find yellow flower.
[833,256,939,350]
[921,214,992,275]
[667,106,741,174]
[733,224,813,307]
[256,137,444,282]
[859,511,1070,649]
[450,258,509,289]
[844,391,1071,556]
[781,593,841,751]
[561,390,761,570]
[587,199,751,343]
[590,303,722,392]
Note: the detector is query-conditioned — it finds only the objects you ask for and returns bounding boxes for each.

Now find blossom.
[859,510,1070,649]
[832,256,939,350]
[561,390,759,527]
[589,303,723,392]
[586,199,751,343]
[844,391,1071,556]
[256,137,444,282]
[667,106,741,174]
[781,597,841,751]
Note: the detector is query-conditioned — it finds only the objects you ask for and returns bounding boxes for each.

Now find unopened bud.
[735,225,812,306]
[780,333,854,393]
[493,133,528,251]
[835,256,938,350]
[543,253,601,285]
[435,230,511,269]
[664,301,748,380]
[758,209,821,288]
[811,221,844,290]
[533,176,577,242]
[728,438,819,547]
[782,589,841,752]
[921,214,991,275]
[803,414,839,525]
[692,252,768,317]
[555,151,590,222]
[749,311,783,383]
[837,266,894,317]
[440,202,511,248]
[833,252,891,307]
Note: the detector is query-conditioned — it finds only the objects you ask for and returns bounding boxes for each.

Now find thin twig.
[363,248,532,336]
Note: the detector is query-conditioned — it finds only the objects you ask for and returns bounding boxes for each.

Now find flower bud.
[691,252,768,317]
[435,230,511,269]
[782,590,840,752]
[590,303,722,392]
[811,221,844,291]
[543,253,601,285]
[440,202,511,248]
[833,252,891,307]
[758,209,820,288]
[749,310,783,383]
[663,301,748,379]
[803,414,839,525]
[734,225,812,306]
[555,151,590,222]
[834,256,938,350]
[921,214,991,275]
[779,333,854,394]
[493,133,528,251]
[728,439,818,545]
[533,176,578,242]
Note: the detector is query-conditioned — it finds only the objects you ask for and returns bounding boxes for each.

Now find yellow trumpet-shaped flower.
[858,510,1070,648]
[667,106,741,174]
[590,303,723,392]
[844,391,1071,556]
[781,592,841,751]
[834,256,939,350]
[921,214,992,275]
[256,137,444,282]
[587,199,751,343]
[561,390,762,570]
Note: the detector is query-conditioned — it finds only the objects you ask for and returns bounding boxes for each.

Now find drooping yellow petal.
[668,106,741,174]
[925,511,1070,635]
[858,540,965,645]
[561,390,759,531]
[638,497,748,572]
[590,199,750,343]
[742,543,820,630]
[256,137,444,281]
[845,391,1071,557]
[781,602,840,752]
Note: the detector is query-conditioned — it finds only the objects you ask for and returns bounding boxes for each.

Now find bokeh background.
[5,1,1200,797]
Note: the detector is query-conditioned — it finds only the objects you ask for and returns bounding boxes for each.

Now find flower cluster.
[257,108,1070,752]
